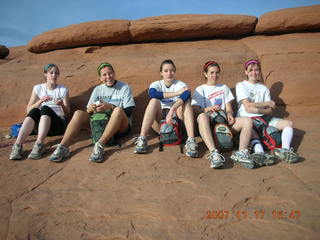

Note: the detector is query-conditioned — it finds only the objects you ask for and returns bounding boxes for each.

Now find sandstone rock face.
[27,20,131,53]
[255,5,320,34]
[0,45,9,58]
[129,14,257,42]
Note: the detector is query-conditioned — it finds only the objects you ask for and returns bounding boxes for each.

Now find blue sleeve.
[179,90,191,102]
[148,88,164,99]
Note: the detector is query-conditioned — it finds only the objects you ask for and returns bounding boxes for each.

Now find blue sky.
[1,0,319,47]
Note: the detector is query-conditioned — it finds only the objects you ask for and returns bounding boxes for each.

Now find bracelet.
[111,104,116,110]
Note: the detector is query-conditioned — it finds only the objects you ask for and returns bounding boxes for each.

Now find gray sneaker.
[185,137,198,158]
[206,149,225,169]
[274,147,299,163]
[89,142,105,163]
[28,143,46,160]
[231,149,255,169]
[50,144,70,162]
[250,152,276,167]
[134,136,148,154]
[9,143,23,160]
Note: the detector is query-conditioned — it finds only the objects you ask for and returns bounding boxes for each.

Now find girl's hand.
[165,108,175,124]
[227,113,235,125]
[205,105,221,113]
[95,102,105,112]
[41,96,52,102]
[55,98,64,106]
[88,103,98,113]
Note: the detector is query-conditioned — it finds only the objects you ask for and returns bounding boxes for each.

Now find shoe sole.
[250,153,275,167]
[274,153,299,164]
[134,149,147,154]
[89,158,104,163]
[211,163,224,169]
[50,152,70,162]
[186,152,198,158]
[10,156,23,160]
[231,156,255,169]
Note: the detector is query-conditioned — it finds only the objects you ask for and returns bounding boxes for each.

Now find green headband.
[44,63,56,72]
[97,62,114,75]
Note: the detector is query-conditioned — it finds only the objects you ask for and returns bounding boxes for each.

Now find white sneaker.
[185,137,198,158]
[274,147,299,163]
[28,143,46,159]
[134,136,148,154]
[231,149,255,169]
[206,149,225,169]
[89,142,105,163]
[50,144,70,162]
[9,143,23,160]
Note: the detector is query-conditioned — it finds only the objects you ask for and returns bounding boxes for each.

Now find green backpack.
[90,110,116,147]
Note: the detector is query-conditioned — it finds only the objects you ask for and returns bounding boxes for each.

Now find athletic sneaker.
[231,149,255,169]
[89,142,105,163]
[274,147,299,163]
[206,149,225,169]
[9,143,23,160]
[134,136,148,154]
[50,144,70,162]
[28,143,46,160]
[185,137,198,158]
[250,152,276,167]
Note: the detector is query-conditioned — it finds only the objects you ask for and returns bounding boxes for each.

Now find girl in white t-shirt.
[192,61,254,168]
[10,64,71,160]
[236,59,299,163]
[134,59,198,158]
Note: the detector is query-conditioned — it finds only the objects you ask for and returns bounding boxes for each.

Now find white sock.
[281,127,293,149]
[250,139,264,153]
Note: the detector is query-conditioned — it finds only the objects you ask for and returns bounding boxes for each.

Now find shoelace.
[134,136,146,146]
[94,143,103,155]
[186,139,197,151]
[206,151,225,163]
[238,150,250,159]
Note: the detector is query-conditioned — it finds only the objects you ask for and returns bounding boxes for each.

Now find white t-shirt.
[236,80,271,117]
[191,84,234,111]
[33,83,68,118]
[149,79,187,109]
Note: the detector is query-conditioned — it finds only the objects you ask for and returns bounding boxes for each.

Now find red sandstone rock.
[255,5,320,34]
[27,20,131,53]
[0,45,9,58]
[130,14,257,42]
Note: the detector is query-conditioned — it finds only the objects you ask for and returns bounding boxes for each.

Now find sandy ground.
[0,105,319,240]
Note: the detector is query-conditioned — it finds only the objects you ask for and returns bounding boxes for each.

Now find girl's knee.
[244,117,253,127]
[72,110,87,120]
[149,98,161,105]
[112,107,125,116]
[197,113,209,122]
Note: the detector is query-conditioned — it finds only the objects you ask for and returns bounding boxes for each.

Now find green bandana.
[97,62,114,75]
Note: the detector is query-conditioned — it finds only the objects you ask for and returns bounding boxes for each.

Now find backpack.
[90,110,117,147]
[252,116,282,150]
[159,118,183,153]
[10,123,22,138]
[209,110,234,152]
[213,123,234,151]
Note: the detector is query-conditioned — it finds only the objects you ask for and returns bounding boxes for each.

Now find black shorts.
[27,106,67,136]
